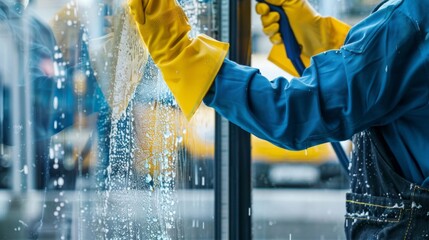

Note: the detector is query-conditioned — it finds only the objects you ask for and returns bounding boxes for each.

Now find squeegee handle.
[256,0,305,75]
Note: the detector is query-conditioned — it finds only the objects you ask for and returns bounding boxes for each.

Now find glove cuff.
[160,34,229,120]
[267,44,311,77]
[324,16,351,49]
[130,2,229,119]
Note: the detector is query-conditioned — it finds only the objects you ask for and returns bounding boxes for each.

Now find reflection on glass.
[0,0,216,239]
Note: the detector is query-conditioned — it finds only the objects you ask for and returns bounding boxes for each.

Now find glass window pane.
[0,0,216,239]
[251,0,378,239]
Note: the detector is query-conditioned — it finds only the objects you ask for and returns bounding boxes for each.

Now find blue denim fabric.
[346,129,429,239]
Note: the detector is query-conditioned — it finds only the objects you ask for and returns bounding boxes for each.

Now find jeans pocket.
[345,193,410,240]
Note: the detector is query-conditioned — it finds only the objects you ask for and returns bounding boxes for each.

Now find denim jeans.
[345,129,429,239]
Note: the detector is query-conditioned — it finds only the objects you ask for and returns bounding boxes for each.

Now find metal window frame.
[215,0,252,239]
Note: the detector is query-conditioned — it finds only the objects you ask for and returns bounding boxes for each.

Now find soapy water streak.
[36,0,213,239]
[88,2,187,240]
[88,3,148,120]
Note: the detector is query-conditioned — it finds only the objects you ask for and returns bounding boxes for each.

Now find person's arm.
[205,5,426,150]
[128,0,427,144]
[205,56,353,150]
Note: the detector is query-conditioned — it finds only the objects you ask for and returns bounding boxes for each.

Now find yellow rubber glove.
[128,0,229,120]
[255,0,351,76]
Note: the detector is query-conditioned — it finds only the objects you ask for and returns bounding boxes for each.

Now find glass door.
[0,0,219,239]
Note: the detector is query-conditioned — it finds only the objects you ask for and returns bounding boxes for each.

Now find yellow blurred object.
[255,0,351,76]
[130,102,350,187]
[251,136,335,163]
[50,4,81,65]
[182,105,340,165]
[184,105,216,159]
[128,0,229,120]
[133,103,184,176]
[133,103,214,176]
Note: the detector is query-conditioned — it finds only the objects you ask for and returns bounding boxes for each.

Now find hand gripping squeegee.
[256,0,350,170]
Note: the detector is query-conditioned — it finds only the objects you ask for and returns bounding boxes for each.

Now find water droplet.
[58,177,64,186]
[53,97,58,109]
[82,32,89,42]
[57,80,62,89]
[18,220,28,227]
[22,165,28,175]
[145,174,152,183]
[163,129,172,139]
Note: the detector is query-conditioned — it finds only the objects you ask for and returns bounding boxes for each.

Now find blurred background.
[0,0,378,239]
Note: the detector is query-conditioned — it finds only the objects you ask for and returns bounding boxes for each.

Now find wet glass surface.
[0,0,216,239]
[0,0,382,239]
[250,0,379,239]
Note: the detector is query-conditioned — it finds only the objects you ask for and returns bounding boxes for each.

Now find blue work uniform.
[204,0,429,238]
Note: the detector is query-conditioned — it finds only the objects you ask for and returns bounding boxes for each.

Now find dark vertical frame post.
[215,0,252,239]
[229,0,252,239]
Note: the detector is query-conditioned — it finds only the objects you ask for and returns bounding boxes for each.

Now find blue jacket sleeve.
[204,5,428,151]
